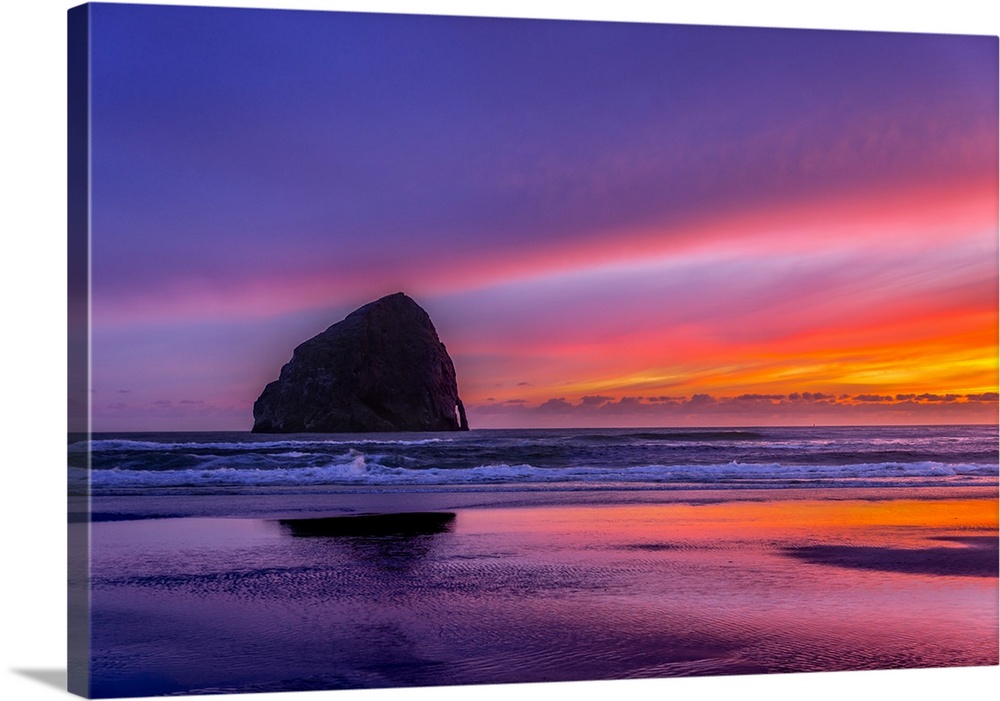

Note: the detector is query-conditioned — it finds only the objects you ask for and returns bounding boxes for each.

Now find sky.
[82,2,999,431]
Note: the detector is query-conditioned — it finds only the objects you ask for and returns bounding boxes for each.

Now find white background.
[1,1,998,700]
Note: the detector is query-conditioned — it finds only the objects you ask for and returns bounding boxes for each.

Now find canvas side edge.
[67,4,92,698]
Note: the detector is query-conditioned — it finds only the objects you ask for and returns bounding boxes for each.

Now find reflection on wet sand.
[88,491,998,697]
[278,511,457,572]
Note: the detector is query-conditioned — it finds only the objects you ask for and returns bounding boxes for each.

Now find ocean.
[70,424,999,499]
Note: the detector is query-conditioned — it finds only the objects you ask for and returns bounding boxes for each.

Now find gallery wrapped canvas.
[67,2,998,699]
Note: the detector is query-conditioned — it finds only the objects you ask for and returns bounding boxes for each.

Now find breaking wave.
[69,426,998,495]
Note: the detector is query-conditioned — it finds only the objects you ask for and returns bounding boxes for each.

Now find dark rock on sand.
[784,535,999,578]
[252,292,469,433]
[278,512,457,537]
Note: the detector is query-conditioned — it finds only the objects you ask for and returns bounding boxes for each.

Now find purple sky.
[84,3,998,430]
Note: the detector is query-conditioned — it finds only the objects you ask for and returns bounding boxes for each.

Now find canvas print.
[67,2,999,698]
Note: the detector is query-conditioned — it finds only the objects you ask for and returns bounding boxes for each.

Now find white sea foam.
[85,458,998,490]
[73,426,999,494]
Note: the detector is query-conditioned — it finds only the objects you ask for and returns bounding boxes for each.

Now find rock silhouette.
[252,292,469,433]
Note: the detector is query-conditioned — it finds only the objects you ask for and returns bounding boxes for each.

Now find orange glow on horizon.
[460,299,997,407]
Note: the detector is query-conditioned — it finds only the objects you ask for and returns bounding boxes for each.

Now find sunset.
[84,5,998,430]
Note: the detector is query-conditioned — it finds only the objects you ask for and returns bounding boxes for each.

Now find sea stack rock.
[252,293,470,433]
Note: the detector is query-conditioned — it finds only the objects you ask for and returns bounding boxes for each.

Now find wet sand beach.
[83,486,998,697]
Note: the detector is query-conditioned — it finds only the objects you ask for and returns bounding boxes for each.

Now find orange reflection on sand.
[459,492,999,551]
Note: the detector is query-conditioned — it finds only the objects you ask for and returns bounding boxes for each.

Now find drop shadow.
[11,668,67,691]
